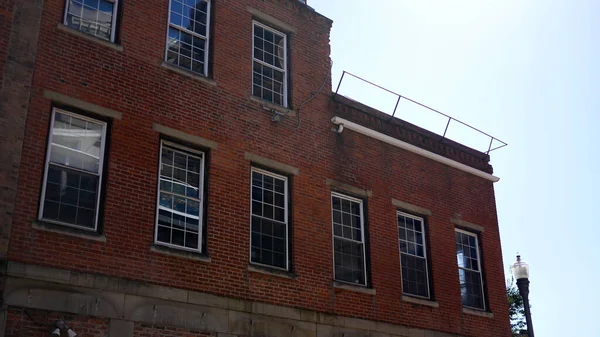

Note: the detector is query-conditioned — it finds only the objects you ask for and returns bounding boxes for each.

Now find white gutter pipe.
[331,116,500,183]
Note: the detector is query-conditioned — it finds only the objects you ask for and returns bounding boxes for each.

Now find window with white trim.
[250,168,289,269]
[455,229,485,310]
[39,109,107,231]
[166,0,211,75]
[155,142,205,251]
[252,21,287,107]
[64,0,119,42]
[331,193,367,286]
[398,212,430,298]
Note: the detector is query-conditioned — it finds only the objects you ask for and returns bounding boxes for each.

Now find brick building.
[0,0,511,336]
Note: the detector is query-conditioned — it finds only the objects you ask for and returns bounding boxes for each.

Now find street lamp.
[512,254,534,337]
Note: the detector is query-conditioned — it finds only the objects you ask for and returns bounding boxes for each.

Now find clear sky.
[310,0,600,335]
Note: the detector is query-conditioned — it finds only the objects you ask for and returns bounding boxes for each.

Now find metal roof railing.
[334,71,508,154]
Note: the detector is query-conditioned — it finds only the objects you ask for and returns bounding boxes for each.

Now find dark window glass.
[250,169,288,269]
[398,212,430,298]
[332,194,366,285]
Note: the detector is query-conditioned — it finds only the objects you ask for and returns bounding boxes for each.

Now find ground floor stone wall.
[0,261,462,337]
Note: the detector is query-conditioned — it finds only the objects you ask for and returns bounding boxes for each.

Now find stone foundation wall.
[2,261,461,337]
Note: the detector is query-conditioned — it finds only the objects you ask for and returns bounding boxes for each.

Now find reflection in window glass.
[455,229,485,309]
[40,110,106,230]
[64,0,118,41]
[398,212,430,298]
[166,0,210,75]
[156,143,204,251]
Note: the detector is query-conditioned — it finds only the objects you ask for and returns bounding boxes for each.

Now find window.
[398,212,430,298]
[155,142,205,252]
[39,109,107,231]
[252,21,287,107]
[250,168,289,270]
[455,229,485,310]
[166,0,211,76]
[331,193,367,286]
[63,0,119,42]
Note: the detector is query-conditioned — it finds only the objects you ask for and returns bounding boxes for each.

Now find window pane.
[250,170,288,269]
[332,196,341,210]
[172,229,185,246]
[185,232,199,249]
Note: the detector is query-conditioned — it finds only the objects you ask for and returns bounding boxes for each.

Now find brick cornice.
[330,95,494,174]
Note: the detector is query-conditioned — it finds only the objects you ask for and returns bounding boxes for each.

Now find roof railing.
[333,71,508,154]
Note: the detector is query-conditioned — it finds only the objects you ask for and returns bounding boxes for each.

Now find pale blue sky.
[310,0,600,335]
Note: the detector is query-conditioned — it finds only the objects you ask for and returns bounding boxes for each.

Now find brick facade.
[0,0,511,336]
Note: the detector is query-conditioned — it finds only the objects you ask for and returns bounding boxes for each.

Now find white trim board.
[331,117,500,183]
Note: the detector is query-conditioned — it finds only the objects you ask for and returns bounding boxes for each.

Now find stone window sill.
[332,281,376,295]
[401,295,439,308]
[161,62,217,86]
[32,221,106,242]
[247,265,297,280]
[150,244,211,263]
[56,23,123,52]
[249,96,296,116]
[463,307,494,318]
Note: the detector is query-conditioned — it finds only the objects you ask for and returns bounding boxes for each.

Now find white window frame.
[252,21,288,107]
[248,167,289,271]
[455,228,485,310]
[331,192,367,286]
[38,108,108,232]
[154,140,206,253]
[398,211,430,299]
[165,0,211,76]
[63,0,120,43]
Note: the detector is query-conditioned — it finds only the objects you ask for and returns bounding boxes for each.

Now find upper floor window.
[398,212,430,298]
[39,109,107,231]
[455,229,485,310]
[166,0,211,76]
[252,21,287,107]
[250,168,289,270]
[64,0,119,42]
[331,193,367,286]
[155,141,205,252]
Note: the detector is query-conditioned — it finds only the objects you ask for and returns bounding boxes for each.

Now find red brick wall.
[7,0,510,336]
[0,0,12,84]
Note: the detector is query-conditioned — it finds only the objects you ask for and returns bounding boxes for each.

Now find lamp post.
[512,254,534,337]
